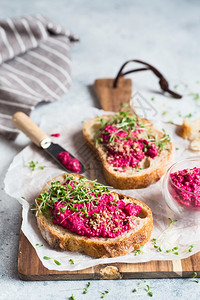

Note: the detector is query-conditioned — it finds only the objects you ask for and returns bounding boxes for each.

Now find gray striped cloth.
[0,14,76,139]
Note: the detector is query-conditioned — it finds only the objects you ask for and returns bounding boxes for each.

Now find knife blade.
[12,112,84,173]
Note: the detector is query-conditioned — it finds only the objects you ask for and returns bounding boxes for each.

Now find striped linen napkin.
[0,14,76,139]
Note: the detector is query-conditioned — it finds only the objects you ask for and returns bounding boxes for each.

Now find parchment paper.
[4,106,200,271]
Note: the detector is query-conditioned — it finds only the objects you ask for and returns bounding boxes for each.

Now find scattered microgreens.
[162,111,168,116]
[188,244,194,253]
[152,218,178,253]
[189,92,200,101]
[69,259,75,264]
[168,120,174,124]
[189,272,199,283]
[155,129,171,151]
[175,147,179,150]
[133,280,153,297]
[28,160,45,171]
[70,295,76,300]
[166,246,179,255]
[134,245,144,255]
[43,256,61,265]
[35,243,43,248]
[151,97,155,101]
[184,113,193,119]
[83,282,91,294]
[99,289,110,298]
[174,84,178,89]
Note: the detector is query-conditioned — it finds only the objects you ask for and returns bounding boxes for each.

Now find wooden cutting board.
[18,80,200,280]
[18,230,199,280]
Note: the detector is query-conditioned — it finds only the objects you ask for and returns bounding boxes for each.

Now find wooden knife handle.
[12,112,50,148]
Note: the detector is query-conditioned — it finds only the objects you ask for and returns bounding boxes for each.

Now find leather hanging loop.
[113,59,182,99]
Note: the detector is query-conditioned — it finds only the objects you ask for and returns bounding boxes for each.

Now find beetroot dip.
[169,167,200,209]
[49,176,142,238]
[58,151,81,173]
[99,123,158,169]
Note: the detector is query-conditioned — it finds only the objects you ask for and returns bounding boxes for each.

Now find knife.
[12,112,84,173]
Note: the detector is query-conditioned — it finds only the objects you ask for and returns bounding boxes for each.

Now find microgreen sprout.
[133,280,153,297]
[69,259,75,264]
[99,289,109,298]
[152,218,178,253]
[184,113,193,119]
[189,272,199,283]
[43,256,61,265]
[188,244,194,253]
[35,243,43,248]
[189,92,200,101]
[70,294,76,300]
[28,160,45,171]
[162,111,168,116]
[83,282,91,294]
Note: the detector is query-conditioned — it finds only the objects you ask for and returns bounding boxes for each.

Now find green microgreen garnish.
[94,111,171,158]
[152,218,178,253]
[35,243,43,248]
[189,92,200,101]
[188,244,194,253]
[43,256,61,265]
[36,174,111,216]
[99,289,110,298]
[184,113,193,119]
[54,259,61,265]
[151,97,155,101]
[189,272,199,283]
[28,160,45,171]
[162,111,168,116]
[133,280,153,297]
[83,282,91,294]
[43,256,51,260]
[69,258,75,264]
[70,294,76,300]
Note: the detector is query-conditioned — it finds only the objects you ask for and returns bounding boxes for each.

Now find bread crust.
[83,114,174,189]
[36,174,153,258]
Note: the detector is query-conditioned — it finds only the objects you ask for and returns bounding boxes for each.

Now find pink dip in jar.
[169,167,200,209]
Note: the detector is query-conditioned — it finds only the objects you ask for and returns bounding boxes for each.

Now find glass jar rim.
[168,156,200,196]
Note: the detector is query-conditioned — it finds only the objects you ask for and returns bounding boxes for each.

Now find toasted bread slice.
[36,174,153,258]
[83,113,174,189]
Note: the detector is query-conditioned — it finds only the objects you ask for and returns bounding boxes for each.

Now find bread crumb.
[100,265,122,279]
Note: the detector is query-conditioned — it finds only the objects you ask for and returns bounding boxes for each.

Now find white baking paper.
[4,106,200,271]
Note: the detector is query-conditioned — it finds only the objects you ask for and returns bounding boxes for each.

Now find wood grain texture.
[18,231,200,281]
[94,78,132,112]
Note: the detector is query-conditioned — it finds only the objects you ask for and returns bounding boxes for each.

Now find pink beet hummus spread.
[99,124,158,169]
[58,151,81,173]
[169,167,200,208]
[50,177,142,238]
